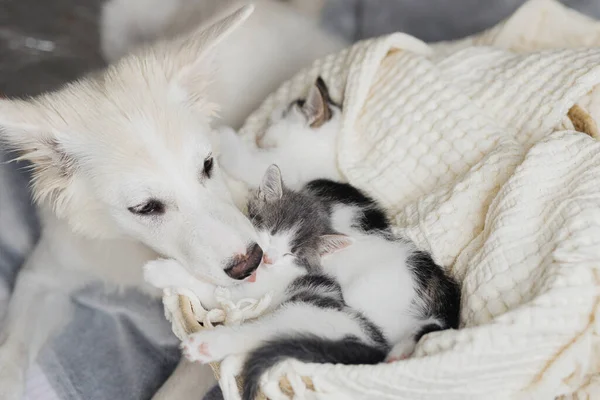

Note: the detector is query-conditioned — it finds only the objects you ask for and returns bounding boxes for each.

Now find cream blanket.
[173,0,600,398]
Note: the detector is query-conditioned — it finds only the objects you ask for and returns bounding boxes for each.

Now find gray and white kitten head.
[247,165,352,272]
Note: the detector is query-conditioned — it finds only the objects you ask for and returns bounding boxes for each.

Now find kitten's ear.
[302,77,333,128]
[258,164,283,202]
[318,234,353,256]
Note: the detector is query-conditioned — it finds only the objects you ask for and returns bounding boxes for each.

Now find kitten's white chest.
[325,238,419,342]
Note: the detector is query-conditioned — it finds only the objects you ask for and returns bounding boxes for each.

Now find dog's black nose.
[225,243,263,280]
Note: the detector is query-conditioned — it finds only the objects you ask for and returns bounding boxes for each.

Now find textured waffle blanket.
[174,0,600,398]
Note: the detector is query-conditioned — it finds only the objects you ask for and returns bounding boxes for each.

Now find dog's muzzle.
[224,243,263,280]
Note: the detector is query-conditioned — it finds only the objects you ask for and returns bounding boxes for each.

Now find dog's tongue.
[247,270,258,283]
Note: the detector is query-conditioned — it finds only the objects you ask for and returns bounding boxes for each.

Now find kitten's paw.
[181,328,234,364]
[219,354,246,400]
[385,338,417,363]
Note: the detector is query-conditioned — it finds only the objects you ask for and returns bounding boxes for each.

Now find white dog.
[0,1,346,399]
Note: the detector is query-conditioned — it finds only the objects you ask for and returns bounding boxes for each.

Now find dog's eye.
[203,155,214,178]
[128,200,165,216]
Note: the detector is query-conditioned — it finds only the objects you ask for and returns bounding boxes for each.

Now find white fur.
[0,1,347,398]
[219,102,343,190]
[325,205,423,354]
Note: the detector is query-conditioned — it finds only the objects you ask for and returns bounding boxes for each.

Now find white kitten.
[218,77,342,190]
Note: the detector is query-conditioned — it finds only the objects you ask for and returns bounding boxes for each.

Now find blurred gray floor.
[323,0,600,44]
[0,0,105,98]
[2,0,600,99]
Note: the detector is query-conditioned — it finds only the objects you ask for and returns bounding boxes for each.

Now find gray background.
[2,1,600,399]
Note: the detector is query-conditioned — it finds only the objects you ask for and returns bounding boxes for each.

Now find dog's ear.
[0,98,75,205]
[258,164,283,203]
[160,4,254,114]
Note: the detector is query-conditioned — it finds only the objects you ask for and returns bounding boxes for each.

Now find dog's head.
[0,5,263,286]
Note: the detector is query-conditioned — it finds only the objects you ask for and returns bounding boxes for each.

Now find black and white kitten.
[179,166,460,400]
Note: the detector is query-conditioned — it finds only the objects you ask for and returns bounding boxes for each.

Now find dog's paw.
[180,328,234,364]
[143,259,187,289]
[143,259,173,288]
[385,338,417,363]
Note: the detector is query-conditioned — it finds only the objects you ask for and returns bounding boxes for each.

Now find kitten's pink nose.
[262,254,273,265]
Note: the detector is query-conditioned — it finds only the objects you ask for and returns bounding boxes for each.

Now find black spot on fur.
[242,335,387,400]
[358,207,391,233]
[350,310,389,348]
[415,323,444,342]
[287,274,345,310]
[304,180,391,234]
[305,179,375,206]
[408,251,461,331]
[288,293,344,309]
[287,274,340,294]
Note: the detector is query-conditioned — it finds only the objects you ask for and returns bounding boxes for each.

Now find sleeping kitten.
[218,76,342,190]
[304,178,461,362]
[180,165,461,400]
